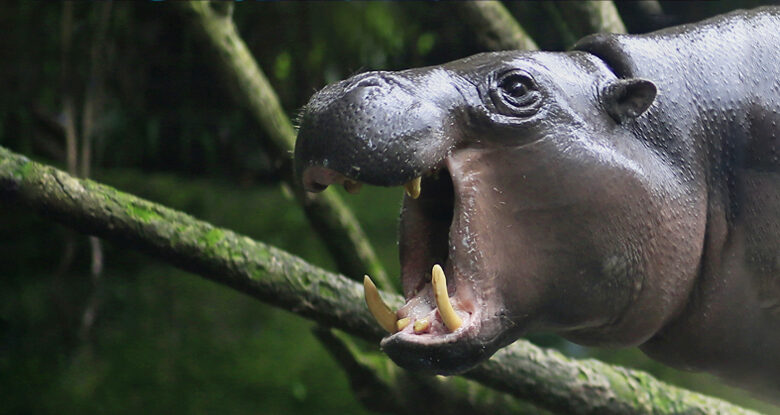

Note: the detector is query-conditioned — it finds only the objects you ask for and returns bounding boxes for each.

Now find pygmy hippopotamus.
[294,7,780,394]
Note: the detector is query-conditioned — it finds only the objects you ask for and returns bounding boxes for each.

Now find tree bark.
[614,1,672,34]
[454,1,538,51]
[312,327,546,415]
[0,146,760,415]
[552,1,627,41]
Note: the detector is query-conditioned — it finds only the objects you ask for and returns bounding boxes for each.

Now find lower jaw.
[380,320,489,375]
[378,305,517,375]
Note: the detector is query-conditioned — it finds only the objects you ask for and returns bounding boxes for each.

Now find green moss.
[202,228,224,247]
[315,280,339,300]
[126,203,162,223]
[577,367,589,381]
[16,160,34,180]
[600,366,642,408]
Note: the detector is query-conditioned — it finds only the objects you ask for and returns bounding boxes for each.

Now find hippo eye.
[500,75,530,98]
[491,70,540,116]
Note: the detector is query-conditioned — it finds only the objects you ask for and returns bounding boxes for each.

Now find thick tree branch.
[312,328,545,415]
[0,147,389,342]
[173,1,391,290]
[0,146,760,415]
[454,1,538,51]
[552,1,627,41]
[467,343,761,415]
[614,1,672,34]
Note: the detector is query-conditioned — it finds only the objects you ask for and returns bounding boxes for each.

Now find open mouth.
[392,163,480,336]
[302,154,498,374]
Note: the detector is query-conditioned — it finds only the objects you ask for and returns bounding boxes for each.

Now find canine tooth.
[396,317,411,331]
[432,264,462,332]
[413,318,430,333]
[363,275,397,333]
[343,179,362,194]
[404,177,421,199]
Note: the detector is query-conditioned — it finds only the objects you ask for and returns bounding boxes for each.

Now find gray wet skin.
[295,7,780,391]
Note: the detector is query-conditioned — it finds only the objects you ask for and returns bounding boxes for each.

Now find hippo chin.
[294,7,780,390]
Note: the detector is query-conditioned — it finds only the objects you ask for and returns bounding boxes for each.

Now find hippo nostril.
[354,77,383,88]
[307,181,329,192]
[301,165,348,193]
[346,73,387,91]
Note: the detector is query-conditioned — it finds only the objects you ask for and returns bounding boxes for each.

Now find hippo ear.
[601,79,657,124]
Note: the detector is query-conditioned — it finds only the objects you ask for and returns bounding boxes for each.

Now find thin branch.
[78,235,104,343]
[60,2,78,175]
[172,1,391,290]
[77,1,112,344]
[79,1,111,179]
[55,1,80,344]
[0,146,760,415]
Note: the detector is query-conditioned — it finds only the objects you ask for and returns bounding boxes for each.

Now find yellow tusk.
[432,264,462,332]
[413,317,430,334]
[404,177,421,199]
[343,179,362,194]
[396,317,411,331]
[363,275,397,333]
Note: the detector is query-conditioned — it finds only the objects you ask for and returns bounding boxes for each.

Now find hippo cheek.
[376,142,610,375]
[387,137,688,364]
[448,137,705,347]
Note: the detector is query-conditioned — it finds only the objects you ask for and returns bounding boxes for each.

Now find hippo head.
[295,51,703,375]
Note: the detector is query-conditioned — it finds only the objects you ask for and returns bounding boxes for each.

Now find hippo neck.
[576,9,779,153]
[580,8,780,390]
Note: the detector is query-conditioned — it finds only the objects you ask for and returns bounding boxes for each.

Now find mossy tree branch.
[0,147,760,415]
[0,146,390,341]
[173,1,391,290]
[312,327,546,415]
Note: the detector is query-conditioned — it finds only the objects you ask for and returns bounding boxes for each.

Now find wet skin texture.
[295,7,780,393]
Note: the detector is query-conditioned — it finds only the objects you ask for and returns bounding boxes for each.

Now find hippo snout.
[294,69,465,190]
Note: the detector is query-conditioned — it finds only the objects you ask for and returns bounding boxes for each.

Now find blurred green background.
[1,2,778,414]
